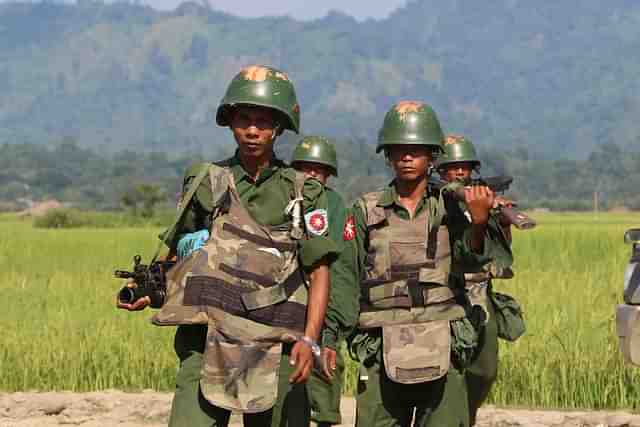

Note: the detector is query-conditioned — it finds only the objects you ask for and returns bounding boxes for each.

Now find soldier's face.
[294,162,331,185]
[442,162,473,183]
[230,106,278,159]
[387,145,433,182]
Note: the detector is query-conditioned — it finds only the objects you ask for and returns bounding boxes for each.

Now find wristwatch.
[299,335,321,357]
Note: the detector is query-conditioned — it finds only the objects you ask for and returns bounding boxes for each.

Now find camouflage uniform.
[348,102,512,427]
[156,66,338,427]
[437,135,520,426]
[290,136,360,426]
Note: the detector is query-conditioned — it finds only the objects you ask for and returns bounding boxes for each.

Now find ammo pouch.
[382,321,450,384]
[491,292,526,342]
[380,316,479,384]
[200,310,300,412]
[450,317,480,368]
[616,304,640,366]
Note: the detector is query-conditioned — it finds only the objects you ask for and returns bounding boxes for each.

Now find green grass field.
[1,212,639,409]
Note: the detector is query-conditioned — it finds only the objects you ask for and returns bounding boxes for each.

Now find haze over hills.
[0,0,639,159]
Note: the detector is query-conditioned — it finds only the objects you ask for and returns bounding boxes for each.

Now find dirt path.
[1,391,640,427]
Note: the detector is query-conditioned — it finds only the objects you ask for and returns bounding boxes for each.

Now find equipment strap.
[361,279,457,311]
[183,274,306,331]
[151,164,213,263]
[222,223,297,252]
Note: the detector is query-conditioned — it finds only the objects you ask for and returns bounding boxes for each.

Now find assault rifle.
[114,255,175,308]
[429,175,537,230]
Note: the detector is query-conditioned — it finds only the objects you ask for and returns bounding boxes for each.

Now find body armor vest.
[153,163,308,332]
[357,190,465,329]
[152,163,309,413]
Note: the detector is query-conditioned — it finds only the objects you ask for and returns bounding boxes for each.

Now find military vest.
[357,190,466,329]
[356,189,469,384]
[152,162,310,413]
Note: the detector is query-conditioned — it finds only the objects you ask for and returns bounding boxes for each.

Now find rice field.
[1,212,639,409]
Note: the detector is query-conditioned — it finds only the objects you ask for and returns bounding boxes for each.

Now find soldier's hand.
[289,341,313,384]
[464,185,495,225]
[116,279,151,311]
[321,347,337,380]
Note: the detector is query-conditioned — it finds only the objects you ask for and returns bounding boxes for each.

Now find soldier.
[289,136,360,427]
[118,65,338,427]
[436,134,524,426]
[348,101,512,427]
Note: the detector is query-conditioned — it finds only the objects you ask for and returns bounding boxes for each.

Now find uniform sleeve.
[321,194,361,349]
[297,179,339,268]
[160,162,213,251]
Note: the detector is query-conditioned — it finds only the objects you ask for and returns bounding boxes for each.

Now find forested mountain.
[1,0,640,158]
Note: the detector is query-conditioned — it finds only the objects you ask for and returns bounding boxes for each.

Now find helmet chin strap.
[271,122,281,141]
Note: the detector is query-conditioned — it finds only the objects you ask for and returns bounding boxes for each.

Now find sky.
[0,0,409,20]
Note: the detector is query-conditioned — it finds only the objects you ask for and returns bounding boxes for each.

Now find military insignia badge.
[343,215,356,241]
[305,209,329,236]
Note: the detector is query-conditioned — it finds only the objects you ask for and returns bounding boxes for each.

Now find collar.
[376,180,431,208]
[230,150,285,184]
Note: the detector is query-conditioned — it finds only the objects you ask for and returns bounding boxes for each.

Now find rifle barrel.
[500,207,537,230]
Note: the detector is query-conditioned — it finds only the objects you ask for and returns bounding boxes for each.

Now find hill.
[0,0,639,157]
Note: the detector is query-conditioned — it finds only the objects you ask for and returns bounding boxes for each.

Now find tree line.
[1,138,639,213]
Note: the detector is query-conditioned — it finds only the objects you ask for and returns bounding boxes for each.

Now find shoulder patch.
[305,209,329,236]
[343,215,356,241]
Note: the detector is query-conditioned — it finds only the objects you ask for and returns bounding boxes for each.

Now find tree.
[120,183,167,218]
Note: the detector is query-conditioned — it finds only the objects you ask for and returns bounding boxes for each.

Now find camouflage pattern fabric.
[153,164,308,329]
[168,326,309,427]
[356,190,465,329]
[154,163,311,413]
[201,323,283,413]
[465,279,491,323]
[382,321,450,384]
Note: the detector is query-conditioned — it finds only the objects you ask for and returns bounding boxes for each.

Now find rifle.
[114,255,175,308]
[429,175,537,230]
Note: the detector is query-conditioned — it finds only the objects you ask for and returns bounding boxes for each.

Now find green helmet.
[291,135,338,176]
[437,135,481,170]
[216,65,301,133]
[377,101,444,154]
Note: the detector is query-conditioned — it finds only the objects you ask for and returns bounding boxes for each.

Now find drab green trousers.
[355,349,469,427]
[168,325,310,427]
[307,347,345,425]
[464,295,499,426]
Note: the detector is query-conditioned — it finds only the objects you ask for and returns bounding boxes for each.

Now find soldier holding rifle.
[437,134,528,426]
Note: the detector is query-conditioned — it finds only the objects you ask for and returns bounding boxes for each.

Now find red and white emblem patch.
[343,215,356,241]
[305,209,329,236]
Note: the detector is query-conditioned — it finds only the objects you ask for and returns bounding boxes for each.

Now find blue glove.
[177,229,210,259]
